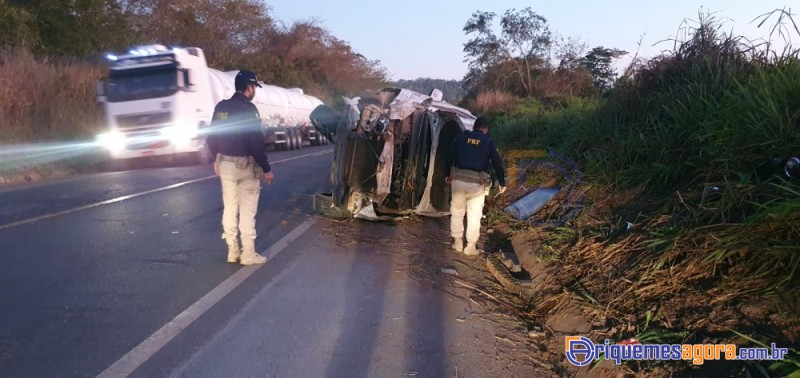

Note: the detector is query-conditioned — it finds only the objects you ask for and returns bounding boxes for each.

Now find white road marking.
[97,217,317,378]
[0,149,332,231]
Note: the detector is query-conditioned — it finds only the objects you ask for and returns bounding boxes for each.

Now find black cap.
[235,70,262,90]
[474,117,490,129]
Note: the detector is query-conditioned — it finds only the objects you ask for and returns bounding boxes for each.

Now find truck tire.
[314,192,351,219]
[294,128,303,149]
[284,129,293,150]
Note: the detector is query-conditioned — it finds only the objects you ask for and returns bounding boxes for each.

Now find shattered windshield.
[107,63,178,102]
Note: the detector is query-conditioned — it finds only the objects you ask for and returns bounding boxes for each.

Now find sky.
[264,0,798,81]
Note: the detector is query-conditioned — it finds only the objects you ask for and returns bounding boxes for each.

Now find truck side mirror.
[180,69,195,92]
[96,79,107,103]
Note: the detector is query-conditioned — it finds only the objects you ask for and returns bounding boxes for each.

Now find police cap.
[235,70,263,90]
[474,117,490,129]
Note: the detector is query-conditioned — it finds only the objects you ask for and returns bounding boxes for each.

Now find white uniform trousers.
[219,160,261,242]
[450,179,488,244]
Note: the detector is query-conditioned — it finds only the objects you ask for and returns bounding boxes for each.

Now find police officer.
[445,117,506,256]
[206,70,273,265]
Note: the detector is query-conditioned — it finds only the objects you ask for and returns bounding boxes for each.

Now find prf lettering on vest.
[467,138,481,145]
[217,112,229,120]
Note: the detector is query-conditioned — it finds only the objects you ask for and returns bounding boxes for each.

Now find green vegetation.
[477,9,800,376]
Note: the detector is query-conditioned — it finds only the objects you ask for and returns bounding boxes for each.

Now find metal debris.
[505,188,560,220]
[441,268,459,276]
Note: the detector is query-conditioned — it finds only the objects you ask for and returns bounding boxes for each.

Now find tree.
[581,46,627,90]
[463,7,552,97]
[119,0,274,67]
[2,0,133,55]
[1,0,387,102]
[0,2,39,49]
[255,20,388,100]
[554,35,588,71]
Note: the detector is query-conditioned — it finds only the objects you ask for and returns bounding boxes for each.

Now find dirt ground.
[320,215,620,377]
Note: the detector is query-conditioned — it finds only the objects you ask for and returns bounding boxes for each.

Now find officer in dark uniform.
[445,117,506,256]
[206,70,272,265]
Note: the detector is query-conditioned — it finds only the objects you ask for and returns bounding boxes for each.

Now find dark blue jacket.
[446,129,506,186]
[206,92,271,172]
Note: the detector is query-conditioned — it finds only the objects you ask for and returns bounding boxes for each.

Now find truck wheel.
[314,192,351,219]
[295,129,303,149]
[283,130,291,150]
[288,129,297,150]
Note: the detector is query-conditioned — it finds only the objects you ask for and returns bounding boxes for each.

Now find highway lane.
[0,147,332,229]
[0,143,545,377]
[0,146,333,377]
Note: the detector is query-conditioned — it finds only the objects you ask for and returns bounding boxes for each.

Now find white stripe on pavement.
[97,217,318,378]
[0,149,332,231]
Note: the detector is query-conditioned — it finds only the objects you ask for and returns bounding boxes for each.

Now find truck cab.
[96,45,219,164]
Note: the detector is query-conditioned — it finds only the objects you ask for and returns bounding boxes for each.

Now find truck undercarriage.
[311,88,476,219]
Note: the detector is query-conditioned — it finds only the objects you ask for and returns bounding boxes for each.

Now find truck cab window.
[108,63,179,102]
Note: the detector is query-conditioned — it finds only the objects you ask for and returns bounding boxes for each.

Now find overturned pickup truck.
[310,88,476,220]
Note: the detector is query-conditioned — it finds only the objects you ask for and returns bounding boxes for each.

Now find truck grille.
[116,113,172,149]
[116,112,171,133]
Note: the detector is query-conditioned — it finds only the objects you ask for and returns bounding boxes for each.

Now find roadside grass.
[484,12,800,376]
[0,49,111,180]
[0,48,105,143]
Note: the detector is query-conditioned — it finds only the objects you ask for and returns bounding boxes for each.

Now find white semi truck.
[96,44,326,166]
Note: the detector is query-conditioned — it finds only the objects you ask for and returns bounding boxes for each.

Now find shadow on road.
[324,219,393,377]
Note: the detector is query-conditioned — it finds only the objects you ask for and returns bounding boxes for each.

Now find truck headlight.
[162,122,198,146]
[97,131,126,152]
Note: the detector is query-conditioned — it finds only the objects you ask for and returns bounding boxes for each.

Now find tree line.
[0,0,388,102]
[0,2,628,105]
[462,7,626,101]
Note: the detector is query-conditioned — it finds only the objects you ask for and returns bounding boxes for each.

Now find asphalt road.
[0,146,334,377]
[0,145,543,377]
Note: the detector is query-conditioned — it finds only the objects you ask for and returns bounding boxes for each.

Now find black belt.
[218,154,251,162]
[452,167,490,184]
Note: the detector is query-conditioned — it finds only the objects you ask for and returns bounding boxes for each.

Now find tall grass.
[487,12,800,375]
[0,49,105,143]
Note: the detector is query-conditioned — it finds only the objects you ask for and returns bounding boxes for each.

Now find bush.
[0,49,105,142]
[488,13,800,375]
